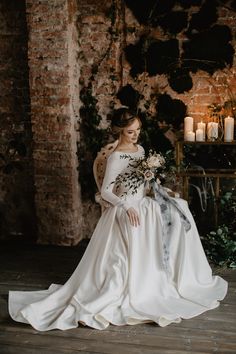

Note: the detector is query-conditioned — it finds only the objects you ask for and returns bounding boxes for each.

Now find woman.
[8,109,227,331]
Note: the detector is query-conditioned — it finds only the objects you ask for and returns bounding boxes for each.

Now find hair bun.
[111,108,134,128]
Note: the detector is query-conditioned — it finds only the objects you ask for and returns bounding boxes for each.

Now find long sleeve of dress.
[100,154,132,212]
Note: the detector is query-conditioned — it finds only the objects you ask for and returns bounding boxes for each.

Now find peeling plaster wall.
[78,1,236,236]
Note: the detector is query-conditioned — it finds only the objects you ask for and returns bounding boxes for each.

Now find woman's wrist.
[118,201,131,212]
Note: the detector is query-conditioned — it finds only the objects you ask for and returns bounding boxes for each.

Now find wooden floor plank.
[0,241,235,354]
[0,331,207,354]
[1,320,235,353]
[0,344,213,354]
[2,320,236,343]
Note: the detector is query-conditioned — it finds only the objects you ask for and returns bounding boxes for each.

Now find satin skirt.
[8,197,228,331]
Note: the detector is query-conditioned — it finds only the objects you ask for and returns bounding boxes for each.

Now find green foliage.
[78,0,120,201]
[182,142,236,170]
[219,192,236,232]
[208,99,236,120]
[78,84,109,200]
[201,192,236,268]
[139,112,173,153]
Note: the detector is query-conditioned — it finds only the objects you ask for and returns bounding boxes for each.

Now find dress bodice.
[100,145,145,211]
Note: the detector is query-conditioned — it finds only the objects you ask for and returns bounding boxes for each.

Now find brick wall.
[78,3,236,124]
[25,0,82,245]
[78,1,236,234]
[0,1,235,243]
[178,5,236,124]
[0,0,36,240]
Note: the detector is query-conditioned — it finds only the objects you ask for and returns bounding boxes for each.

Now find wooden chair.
[93,140,119,212]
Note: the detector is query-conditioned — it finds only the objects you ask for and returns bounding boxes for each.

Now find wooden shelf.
[175,141,236,170]
[180,141,236,145]
[175,141,236,228]
[178,171,236,177]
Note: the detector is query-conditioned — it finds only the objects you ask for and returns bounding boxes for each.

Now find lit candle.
[186,131,195,142]
[197,122,206,140]
[207,122,218,140]
[196,128,204,142]
[224,116,234,142]
[184,116,194,140]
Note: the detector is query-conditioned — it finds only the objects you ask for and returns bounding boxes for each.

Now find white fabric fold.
[8,145,228,331]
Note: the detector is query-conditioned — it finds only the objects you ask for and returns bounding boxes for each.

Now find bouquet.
[114,150,188,235]
[115,150,170,196]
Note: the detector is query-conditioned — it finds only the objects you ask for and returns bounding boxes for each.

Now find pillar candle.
[224,116,234,142]
[197,122,206,140]
[207,122,218,140]
[196,128,204,142]
[184,116,194,140]
[212,122,218,139]
[185,131,195,142]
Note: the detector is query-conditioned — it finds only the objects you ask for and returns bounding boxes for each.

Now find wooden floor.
[0,240,235,354]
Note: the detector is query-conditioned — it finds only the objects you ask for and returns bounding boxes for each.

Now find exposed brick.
[1,0,235,244]
[25,0,82,245]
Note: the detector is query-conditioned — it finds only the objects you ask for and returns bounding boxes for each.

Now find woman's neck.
[115,142,138,153]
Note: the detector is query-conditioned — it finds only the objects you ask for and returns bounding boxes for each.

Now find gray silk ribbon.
[151,181,191,275]
[151,181,191,232]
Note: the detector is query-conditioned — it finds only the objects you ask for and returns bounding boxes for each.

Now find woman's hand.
[126,207,140,227]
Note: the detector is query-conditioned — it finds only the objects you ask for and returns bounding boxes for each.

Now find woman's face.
[120,118,141,144]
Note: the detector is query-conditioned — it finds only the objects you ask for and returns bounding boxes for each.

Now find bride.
[8,108,227,331]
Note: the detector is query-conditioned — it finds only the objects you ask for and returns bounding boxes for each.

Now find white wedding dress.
[8,145,228,331]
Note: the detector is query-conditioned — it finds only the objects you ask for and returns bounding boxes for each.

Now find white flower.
[144,169,154,181]
[116,150,169,195]
[146,154,165,168]
[141,160,148,169]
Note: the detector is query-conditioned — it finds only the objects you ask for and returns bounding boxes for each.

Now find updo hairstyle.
[110,108,141,139]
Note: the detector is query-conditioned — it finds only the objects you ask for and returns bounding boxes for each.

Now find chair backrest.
[93,140,119,191]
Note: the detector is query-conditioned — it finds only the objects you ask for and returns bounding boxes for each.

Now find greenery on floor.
[201,192,236,268]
